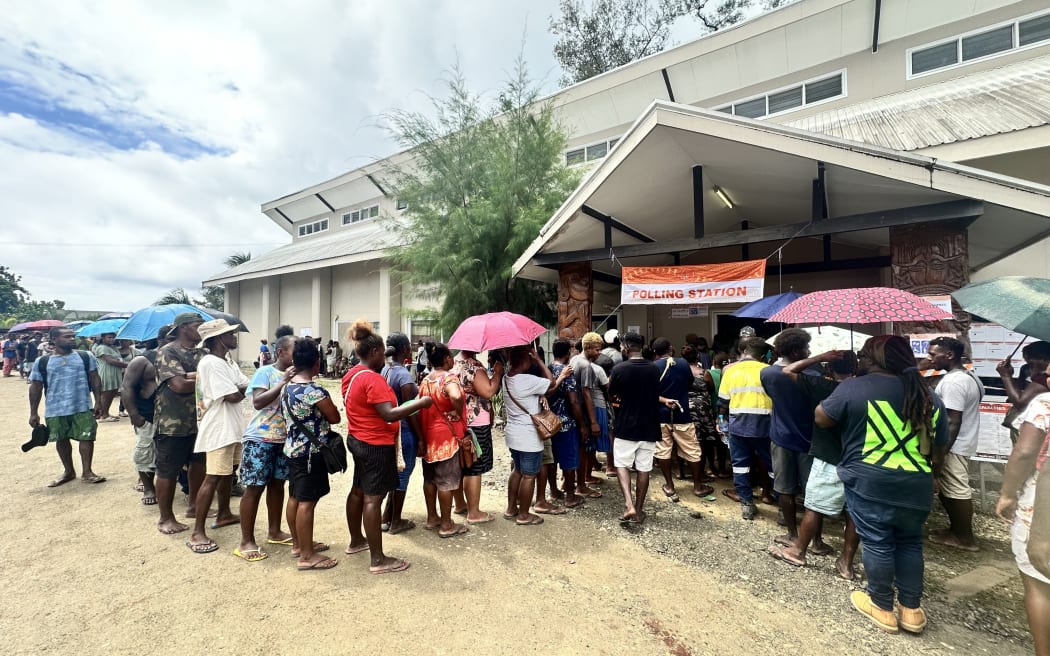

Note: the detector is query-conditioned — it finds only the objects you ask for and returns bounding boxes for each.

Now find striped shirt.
[718,359,772,437]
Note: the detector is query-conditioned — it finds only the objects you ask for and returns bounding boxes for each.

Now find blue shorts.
[510,448,543,476]
[551,426,580,471]
[594,407,611,453]
[239,440,289,487]
[397,427,417,492]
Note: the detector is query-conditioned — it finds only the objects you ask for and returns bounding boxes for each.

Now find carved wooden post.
[889,221,970,340]
[557,262,593,340]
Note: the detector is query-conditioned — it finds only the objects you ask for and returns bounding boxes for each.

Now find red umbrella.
[766,287,952,324]
[21,319,66,331]
[447,312,546,352]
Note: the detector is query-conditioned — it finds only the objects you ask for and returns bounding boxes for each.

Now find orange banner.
[621,260,766,305]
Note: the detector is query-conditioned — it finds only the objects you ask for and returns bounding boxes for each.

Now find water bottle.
[717,414,729,445]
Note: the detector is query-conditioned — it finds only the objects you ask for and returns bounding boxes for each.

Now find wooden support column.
[557,262,593,340]
[890,221,970,338]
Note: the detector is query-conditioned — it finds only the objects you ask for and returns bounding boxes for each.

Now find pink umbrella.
[447,312,546,352]
[767,287,952,324]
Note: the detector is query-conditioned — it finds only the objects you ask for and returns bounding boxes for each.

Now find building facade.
[204,0,1050,358]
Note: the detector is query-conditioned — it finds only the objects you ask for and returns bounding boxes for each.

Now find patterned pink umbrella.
[766,287,953,324]
[447,312,547,352]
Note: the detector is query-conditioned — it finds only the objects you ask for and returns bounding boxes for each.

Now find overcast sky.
[1,0,576,311]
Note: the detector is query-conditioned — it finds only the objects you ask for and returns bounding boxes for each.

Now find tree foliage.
[0,266,29,316]
[383,59,580,335]
[550,0,773,84]
[155,288,202,307]
[224,251,252,268]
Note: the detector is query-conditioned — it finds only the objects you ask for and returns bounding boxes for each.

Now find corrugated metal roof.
[203,220,401,285]
[788,55,1050,151]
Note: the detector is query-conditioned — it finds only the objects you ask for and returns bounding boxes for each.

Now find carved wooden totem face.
[558,262,593,340]
[890,223,970,337]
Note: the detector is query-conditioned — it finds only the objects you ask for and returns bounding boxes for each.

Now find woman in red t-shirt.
[418,343,469,538]
[342,320,432,575]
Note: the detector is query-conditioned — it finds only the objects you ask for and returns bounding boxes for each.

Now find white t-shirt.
[935,367,984,457]
[195,354,250,453]
[503,373,551,453]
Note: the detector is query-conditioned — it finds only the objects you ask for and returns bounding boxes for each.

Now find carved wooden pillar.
[557,262,593,339]
[889,221,970,338]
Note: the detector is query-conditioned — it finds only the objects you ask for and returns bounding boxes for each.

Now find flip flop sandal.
[389,520,417,534]
[267,537,294,546]
[692,486,715,498]
[186,540,219,554]
[466,514,496,525]
[662,489,681,503]
[370,559,410,575]
[298,557,338,571]
[502,513,517,520]
[82,475,107,484]
[438,525,470,539]
[768,546,805,567]
[534,506,567,515]
[721,488,741,502]
[344,544,369,555]
[141,496,157,506]
[578,489,603,499]
[563,498,586,508]
[515,516,545,526]
[233,548,268,562]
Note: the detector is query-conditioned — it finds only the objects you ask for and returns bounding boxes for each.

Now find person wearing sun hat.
[186,318,249,554]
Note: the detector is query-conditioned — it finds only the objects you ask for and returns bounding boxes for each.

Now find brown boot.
[895,602,928,634]
[850,591,899,633]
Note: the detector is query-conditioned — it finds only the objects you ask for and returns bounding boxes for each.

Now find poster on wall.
[974,400,1014,463]
[620,260,766,305]
[669,306,709,319]
[968,322,1038,378]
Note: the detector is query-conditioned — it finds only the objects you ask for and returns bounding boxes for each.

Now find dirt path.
[0,375,1032,655]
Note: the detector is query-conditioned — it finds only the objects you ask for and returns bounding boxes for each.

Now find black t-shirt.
[608,358,661,442]
[26,340,39,361]
[796,374,841,465]
[654,357,693,424]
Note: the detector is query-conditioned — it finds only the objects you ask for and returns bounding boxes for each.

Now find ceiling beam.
[530,199,983,266]
[315,193,336,212]
[581,205,655,243]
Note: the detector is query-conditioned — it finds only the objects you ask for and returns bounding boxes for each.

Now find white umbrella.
[771,326,873,354]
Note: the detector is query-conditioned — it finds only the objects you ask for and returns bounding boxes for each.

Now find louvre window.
[565,137,621,166]
[909,11,1050,77]
[298,218,329,237]
[734,97,767,118]
[342,204,379,225]
[767,86,803,114]
[911,41,959,75]
[1020,13,1050,47]
[717,71,845,120]
[961,25,1014,61]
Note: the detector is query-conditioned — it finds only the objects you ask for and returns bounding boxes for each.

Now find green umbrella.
[952,276,1050,342]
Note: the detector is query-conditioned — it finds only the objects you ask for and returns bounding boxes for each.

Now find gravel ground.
[479,425,1033,655]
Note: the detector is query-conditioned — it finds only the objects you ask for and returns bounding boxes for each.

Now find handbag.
[505,378,562,440]
[283,389,347,475]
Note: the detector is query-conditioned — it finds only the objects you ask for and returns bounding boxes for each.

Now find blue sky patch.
[0,54,229,158]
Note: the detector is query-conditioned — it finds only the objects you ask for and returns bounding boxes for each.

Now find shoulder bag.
[505,377,562,440]
[421,373,476,468]
[283,386,346,475]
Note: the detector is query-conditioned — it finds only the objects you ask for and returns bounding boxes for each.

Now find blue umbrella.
[115,304,214,342]
[76,318,128,338]
[732,291,803,319]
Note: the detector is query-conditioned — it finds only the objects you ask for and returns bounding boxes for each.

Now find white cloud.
[0,0,560,310]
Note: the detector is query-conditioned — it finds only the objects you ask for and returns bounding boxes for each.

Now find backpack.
[37,351,92,393]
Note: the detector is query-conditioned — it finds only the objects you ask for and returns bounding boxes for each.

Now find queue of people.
[19,318,1050,650]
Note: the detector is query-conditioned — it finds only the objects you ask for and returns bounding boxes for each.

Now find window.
[564,137,621,166]
[908,10,1050,78]
[1020,13,1050,47]
[342,204,379,225]
[717,71,846,120]
[396,198,408,211]
[297,218,329,237]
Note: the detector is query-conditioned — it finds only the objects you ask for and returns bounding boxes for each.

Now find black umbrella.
[199,308,249,332]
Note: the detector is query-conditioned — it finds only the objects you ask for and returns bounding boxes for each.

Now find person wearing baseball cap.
[154,312,206,536]
[187,319,249,554]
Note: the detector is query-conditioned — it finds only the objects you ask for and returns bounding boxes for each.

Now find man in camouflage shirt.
[153,313,205,535]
